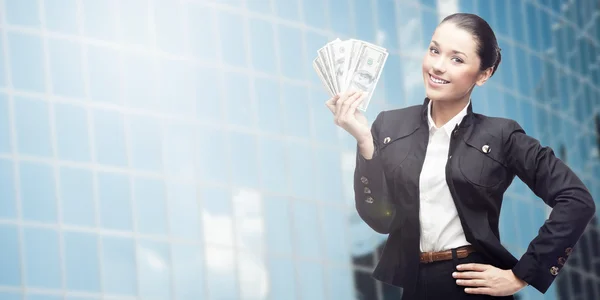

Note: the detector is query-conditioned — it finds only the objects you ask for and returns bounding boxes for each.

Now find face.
[421,22,492,103]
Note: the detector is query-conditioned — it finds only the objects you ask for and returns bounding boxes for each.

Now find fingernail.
[452,272,457,277]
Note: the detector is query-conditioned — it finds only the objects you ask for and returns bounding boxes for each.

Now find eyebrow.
[431,40,468,58]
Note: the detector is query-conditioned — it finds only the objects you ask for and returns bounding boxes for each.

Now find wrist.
[511,270,528,287]
[357,134,373,147]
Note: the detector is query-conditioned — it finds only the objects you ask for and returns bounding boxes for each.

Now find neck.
[430,96,470,128]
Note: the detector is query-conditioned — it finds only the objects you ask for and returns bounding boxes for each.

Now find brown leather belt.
[420,245,476,264]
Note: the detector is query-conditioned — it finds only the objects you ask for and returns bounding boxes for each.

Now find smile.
[429,74,450,84]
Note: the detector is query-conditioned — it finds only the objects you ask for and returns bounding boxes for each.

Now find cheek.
[451,70,478,87]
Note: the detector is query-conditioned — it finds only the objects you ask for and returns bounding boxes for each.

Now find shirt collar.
[427,99,471,136]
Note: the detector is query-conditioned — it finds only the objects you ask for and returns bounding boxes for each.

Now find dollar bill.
[344,43,388,111]
[312,38,388,112]
[347,40,385,80]
[317,38,340,93]
[313,58,334,97]
[327,39,353,94]
[343,39,361,89]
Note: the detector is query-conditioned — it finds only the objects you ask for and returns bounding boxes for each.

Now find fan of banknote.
[312,38,389,112]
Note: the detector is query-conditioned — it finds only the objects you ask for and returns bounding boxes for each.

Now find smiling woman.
[326,12,596,300]
[421,14,501,126]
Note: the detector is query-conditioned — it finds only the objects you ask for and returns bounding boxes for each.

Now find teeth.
[430,75,448,84]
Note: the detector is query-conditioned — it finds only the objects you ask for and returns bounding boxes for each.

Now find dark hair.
[441,13,502,77]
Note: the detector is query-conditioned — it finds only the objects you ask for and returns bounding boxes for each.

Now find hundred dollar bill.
[317,55,335,95]
[317,39,340,93]
[343,39,361,89]
[327,39,353,94]
[344,39,387,88]
[313,58,335,97]
[351,38,387,52]
[312,38,388,112]
[344,43,388,112]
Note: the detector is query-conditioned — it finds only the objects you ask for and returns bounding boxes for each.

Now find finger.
[335,90,358,121]
[464,287,493,295]
[347,91,367,116]
[328,94,344,121]
[456,263,490,272]
[340,91,363,119]
[325,94,340,105]
[325,95,340,114]
[455,279,488,287]
[452,271,487,279]
[335,90,358,115]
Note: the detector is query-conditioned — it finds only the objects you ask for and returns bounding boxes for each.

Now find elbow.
[576,189,596,222]
[587,194,596,211]
[584,195,596,221]
[581,186,596,213]
[355,206,392,234]
[369,223,392,235]
[369,222,392,235]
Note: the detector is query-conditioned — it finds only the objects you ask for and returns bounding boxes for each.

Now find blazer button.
[383,137,391,144]
[360,176,369,184]
[550,266,559,276]
[558,257,566,265]
[365,196,374,204]
[565,247,573,256]
[481,144,491,153]
[364,187,371,194]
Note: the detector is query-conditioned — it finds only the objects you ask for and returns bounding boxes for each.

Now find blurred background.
[0,0,599,299]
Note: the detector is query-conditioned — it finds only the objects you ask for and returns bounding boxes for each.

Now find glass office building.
[0,0,598,299]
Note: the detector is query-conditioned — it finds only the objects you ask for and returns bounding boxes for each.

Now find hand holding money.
[325,90,371,144]
[313,38,389,112]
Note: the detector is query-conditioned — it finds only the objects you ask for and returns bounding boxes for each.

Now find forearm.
[505,121,596,293]
[354,143,398,234]
[512,191,594,292]
[357,133,375,160]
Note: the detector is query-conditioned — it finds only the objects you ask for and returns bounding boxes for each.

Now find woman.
[326,13,596,300]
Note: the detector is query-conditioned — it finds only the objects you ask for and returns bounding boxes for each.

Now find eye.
[429,47,439,54]
[452,57,464,63]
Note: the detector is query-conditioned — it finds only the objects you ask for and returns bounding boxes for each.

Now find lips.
[429,74,450,84]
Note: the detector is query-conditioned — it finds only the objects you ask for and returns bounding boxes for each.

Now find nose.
[432,57,446,73]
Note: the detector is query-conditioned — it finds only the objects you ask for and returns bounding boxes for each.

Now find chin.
[425,90,451,102]
[422,77,448,102]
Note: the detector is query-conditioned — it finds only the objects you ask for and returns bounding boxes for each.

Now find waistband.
[419,245,476,264]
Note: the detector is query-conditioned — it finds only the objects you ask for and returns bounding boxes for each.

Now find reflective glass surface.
[0,0,598,299]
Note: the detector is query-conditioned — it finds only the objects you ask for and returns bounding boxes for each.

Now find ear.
[475,67,494,86]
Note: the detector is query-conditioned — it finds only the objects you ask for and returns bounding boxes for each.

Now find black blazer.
[354,98,596,295]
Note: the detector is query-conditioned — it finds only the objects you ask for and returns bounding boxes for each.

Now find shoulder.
[373,104,423,127]
[381,104,423,118]
[472,113,525,138]
[369,105,424,141]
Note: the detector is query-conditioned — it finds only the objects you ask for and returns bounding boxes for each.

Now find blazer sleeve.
[504,120,596,293]
[353,111,399,234]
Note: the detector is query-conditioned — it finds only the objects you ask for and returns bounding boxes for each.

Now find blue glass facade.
[0,0,598,300]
